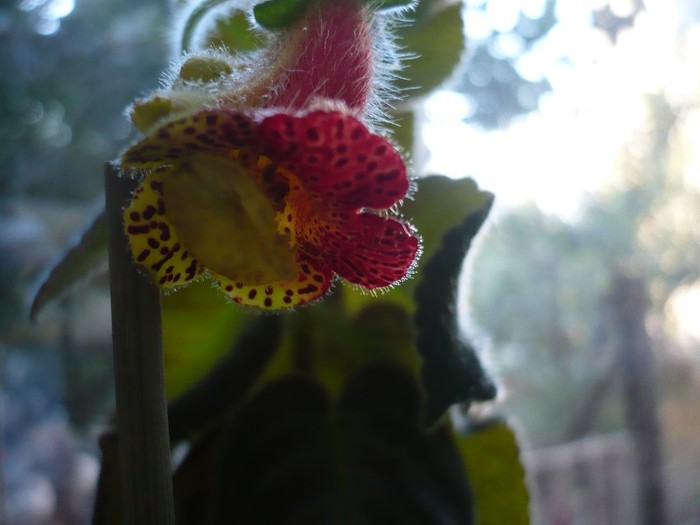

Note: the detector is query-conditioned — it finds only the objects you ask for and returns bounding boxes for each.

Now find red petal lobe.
[259,111,409,210]
[321,214,419,289]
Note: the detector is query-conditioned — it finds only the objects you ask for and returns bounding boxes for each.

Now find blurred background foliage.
[3,0,700,523]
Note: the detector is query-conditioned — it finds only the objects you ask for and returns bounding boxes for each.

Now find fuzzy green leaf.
[415,194,497,424]
[30,209,107,321]
[395,2,465,98]
[404,176,491,264]
[457,419,530,525]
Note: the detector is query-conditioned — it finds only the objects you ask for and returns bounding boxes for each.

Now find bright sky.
[19,0,75,35]
[422,0,694,218]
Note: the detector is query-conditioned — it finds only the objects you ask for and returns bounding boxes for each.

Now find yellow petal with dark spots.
[121,109,258,169]
[211,256,334,309]
[124,170,204,287]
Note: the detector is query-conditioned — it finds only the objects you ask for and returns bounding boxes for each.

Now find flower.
[121,106,419,309]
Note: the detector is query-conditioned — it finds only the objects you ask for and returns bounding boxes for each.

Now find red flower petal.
[258,111,409,210]
[122,109,257,168]
[320,214,419,289]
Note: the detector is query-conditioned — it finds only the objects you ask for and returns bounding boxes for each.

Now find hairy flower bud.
[130,0,394,133]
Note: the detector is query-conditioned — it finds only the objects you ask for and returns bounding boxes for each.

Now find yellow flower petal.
[122,110,257,170]
[124,169,204,287]
[211,257,333,309]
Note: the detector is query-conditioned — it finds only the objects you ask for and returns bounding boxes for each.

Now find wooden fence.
[525,433,640,525]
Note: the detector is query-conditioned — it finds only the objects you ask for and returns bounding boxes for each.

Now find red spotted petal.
[320,214,419,289]
[258,111,408,210]
[122,109,257,168]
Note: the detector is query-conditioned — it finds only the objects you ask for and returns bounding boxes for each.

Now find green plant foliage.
[173,363,474,524]
[168,316,284,444]
[258,295,421,397]
[394,1,465,99]
[457,420,530,525]
[30,209,107,321]
[205,11,266,53]
[414,195,497,424]
[160,281,248,398]
[404,176,491,264]
[253,0,311,29]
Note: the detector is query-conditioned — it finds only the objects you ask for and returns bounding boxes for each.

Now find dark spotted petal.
[211,253,334,308]
[122,109,257,169]
[124,169,204,287]
[258,111,409,210]
[321,214,419,289]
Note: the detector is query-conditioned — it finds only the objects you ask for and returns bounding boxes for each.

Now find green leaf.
[205,11,266,53]
[457,419,530,525]
[168,315,283,444]
[30,209,107,321]
[316,301,421,392]
[394,2,465,99]
[415,193,497,424]
[174,363,474,524]
[253,0,310,29]
[405,176,491,264]
[260,296,420,396]
[161,281,249,398]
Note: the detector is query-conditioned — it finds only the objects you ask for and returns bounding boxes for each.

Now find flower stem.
[104,162,175,525]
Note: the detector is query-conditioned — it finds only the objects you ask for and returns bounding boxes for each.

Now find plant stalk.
[104,162,175,525]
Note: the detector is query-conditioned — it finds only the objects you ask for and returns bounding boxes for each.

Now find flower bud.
[178,55,234,83]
